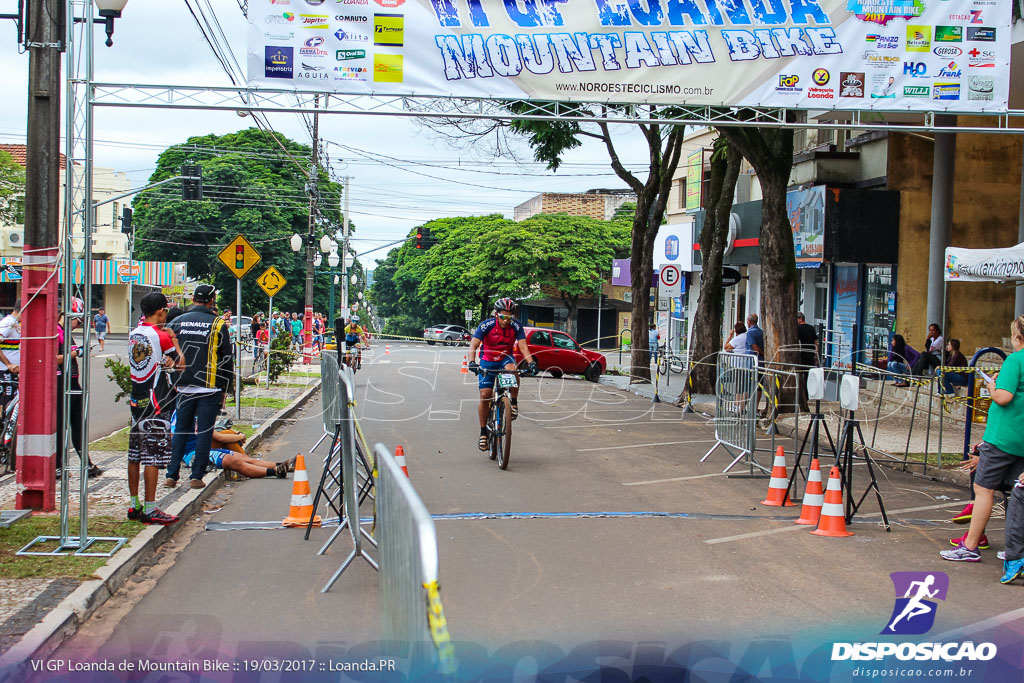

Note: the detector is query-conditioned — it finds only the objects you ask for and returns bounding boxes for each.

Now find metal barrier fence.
[702,352,758,473]
[376,443,456,676]
[320,350,341,438]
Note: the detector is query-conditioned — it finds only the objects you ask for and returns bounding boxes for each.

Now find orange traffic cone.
[283,454,322,527]
[460,356,469,374]
[395,445,410,478]
[794,457,824,526]
[811,466,854,537]
[385,344,391,356]
[760,446,796,507]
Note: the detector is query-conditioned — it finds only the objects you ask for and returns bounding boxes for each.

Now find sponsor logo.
[297,61,329,79]
[903,85,929,97]
[865,34,898,49]
[968,75,994,101]
[937,61,962,78]
[933,45,963,58]
[373,13,404,47]
[299,46,329,57]
[265,12,296,23]
[334,65,369,81]
[336,14,369,21]
[304,36,325,47]
[264,46,294,79]
[948,10,983,23]
[839,72,864,98]
[932,82,961,100]
[336,48,366,60]
[902,61,927,77]
[862,51,901,69]
[335,28,370,42]
[966,26,996,41]
[905,26,931,51]
[305,0,326,5]
[299,14,330,28]
[811,68,830,85]
[336,0,370,5]
[265,31,295,40]
[806,87,834,100]
[967,48,995,68]
[373,53,403,83]
[934,26,963,42]
[374,0,405,7]
[832,572,997,664]
[776,74,801,93]
[870,73,897,98]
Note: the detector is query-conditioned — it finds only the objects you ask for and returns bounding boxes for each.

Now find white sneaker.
[998,550,1006,561]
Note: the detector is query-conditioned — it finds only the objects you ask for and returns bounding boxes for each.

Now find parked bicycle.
[656,345,685,376]
[0,378,18,477]
[472,365,535,470]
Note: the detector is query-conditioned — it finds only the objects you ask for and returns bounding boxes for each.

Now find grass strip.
[0,516,142,580]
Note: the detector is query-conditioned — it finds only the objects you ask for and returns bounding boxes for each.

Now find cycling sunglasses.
[496,313,514,320]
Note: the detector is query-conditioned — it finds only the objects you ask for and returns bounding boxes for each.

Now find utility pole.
[18,0,63,510]
[303,96,319,365]
[341,176,350,321]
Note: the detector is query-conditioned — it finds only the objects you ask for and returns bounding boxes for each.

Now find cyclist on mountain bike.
[343,315,369,367]
[467,298,538,452]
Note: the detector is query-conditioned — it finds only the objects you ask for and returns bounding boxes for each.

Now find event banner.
[247,0,1011,112]
[945,242,1024,282]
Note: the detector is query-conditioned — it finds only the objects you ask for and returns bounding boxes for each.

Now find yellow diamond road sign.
[218,234,261,279]
[256,266,287,297]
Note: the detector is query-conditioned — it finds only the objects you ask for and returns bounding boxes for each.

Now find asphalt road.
[86,338,131,441]
[54,341,1024,678]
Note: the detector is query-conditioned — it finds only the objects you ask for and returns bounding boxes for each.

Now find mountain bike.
[344,343,363,373]
[474,365,534,470]
[0,379,18,477]
[656,345,686,376]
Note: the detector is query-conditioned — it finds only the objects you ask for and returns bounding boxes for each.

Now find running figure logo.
[882,571,949,635]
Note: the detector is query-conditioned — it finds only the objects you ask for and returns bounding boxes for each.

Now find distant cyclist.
[467,298,537,451]
[343,315,369,367]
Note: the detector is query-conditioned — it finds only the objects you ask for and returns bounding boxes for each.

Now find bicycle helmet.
[351,315,359,323]
[493,297,518,315]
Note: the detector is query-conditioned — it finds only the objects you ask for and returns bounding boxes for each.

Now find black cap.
[140,292,169,317]
[193,284,217,303]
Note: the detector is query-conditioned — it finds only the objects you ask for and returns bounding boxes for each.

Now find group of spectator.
[886,323,969,393]
[126,285,297,525]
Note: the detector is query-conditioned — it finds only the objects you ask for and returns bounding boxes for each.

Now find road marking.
[704,500,962,545]
[623,472,728,486]
[377,360,391,364]
[577,439,716,452]
[932,607,1024,641]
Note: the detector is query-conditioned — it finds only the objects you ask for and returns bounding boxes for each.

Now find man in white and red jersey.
[128,292,183,525]
[467,297,537,451]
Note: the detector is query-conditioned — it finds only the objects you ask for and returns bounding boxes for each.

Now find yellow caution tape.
[423,580,456,675]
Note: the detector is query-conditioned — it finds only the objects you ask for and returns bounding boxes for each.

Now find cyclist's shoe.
[510,403,519,420]
[951,532,989,549]
[139,508,179,526]
[1000,558,1024,584]
[88,463,103,478]
[127,507,142,521]
[478,434,488,451]
[274,461,290,478]
[285,456,297,472]
[952,503,973,525]
[940,543,981,562]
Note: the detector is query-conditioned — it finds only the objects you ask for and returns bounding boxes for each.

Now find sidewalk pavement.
[0,372,321,674]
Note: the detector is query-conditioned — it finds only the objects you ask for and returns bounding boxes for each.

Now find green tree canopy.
[0,150,26,226]
[132,128,351,316]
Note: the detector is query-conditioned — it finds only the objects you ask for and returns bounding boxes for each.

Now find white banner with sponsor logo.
[247,0,1010,112]
[944,242,1024,283]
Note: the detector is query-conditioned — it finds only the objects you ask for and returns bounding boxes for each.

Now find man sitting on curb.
[174,414,296,479]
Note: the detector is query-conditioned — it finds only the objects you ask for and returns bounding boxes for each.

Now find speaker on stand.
[836,374,890,531]
[786,367,838,501]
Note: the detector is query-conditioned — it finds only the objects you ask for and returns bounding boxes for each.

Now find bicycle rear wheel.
[669,354,684,374]
[496,395,513,470]
[657,354,667,376]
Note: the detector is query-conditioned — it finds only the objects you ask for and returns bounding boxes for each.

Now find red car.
[513,326,606,382]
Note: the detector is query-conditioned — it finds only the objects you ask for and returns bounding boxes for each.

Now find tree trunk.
[687,138,741,396]
[629,206,656,383]
[562,294,579,337]
[718,126,801,409]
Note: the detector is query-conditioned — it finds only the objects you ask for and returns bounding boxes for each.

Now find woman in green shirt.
[942,316,1024,576]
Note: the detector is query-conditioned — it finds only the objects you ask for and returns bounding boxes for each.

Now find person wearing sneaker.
[941,315,1024,565]
[466,298,537,452]
[128,293,184,525]
[173,413,296,479]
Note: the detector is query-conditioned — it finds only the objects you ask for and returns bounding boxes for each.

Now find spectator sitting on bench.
[939,339,969,396]
[887,335,919,387]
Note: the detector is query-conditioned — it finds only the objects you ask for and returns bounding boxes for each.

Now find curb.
[0,379,322,681]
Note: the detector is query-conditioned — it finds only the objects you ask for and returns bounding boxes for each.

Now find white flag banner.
[944,243,1024,283]
[247,0,1011,112]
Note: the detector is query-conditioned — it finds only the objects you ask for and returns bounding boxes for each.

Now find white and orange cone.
[760,446,796,507]
[395,445,410,478]
[794,457,824,526]
[460,356,469,374]
[283,454,322,527]
[385,344,391,356]
[811,466,854,537]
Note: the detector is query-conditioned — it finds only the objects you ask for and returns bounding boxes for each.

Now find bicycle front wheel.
[497,395,513,470]
[657,354,668,376]
[669,355,684,374]
[488,400,499,460]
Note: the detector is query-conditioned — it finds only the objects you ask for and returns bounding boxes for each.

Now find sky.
[0,0,653,268]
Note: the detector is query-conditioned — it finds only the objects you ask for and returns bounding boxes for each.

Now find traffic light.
[182,164,203,201]
[415,226,433,249]
[120,207,133,234]
[415,228,424,249]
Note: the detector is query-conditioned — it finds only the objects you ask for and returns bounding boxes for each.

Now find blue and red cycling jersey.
[473,317,525,362]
